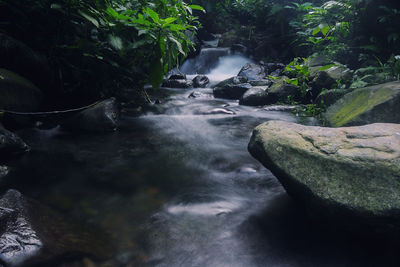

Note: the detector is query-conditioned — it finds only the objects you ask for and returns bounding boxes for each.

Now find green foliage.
[292,103,324,116]
[284,57,311,97]
[0,0,204,102]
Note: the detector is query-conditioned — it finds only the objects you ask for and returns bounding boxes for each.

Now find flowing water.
[5,49,400,266]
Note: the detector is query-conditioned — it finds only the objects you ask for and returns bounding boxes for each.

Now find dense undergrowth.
[0,0,203,107]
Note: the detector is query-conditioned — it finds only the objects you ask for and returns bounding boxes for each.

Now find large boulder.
[0,189,112,266]
[0,123,29,156]
[324,81,400,127]
[0,69,43,112]
[0,34,53,91]
[213,83,252,100]
[238,63,266,81]
[239,86,269,106]
[61,98,119,133]
[248,120,400,236]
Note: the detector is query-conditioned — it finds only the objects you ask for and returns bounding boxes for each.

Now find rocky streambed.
[1,45,400,266]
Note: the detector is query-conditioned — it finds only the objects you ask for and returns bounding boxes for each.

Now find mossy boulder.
[0,68,43,112]
[324,81,400,127]
[248,120,400,236]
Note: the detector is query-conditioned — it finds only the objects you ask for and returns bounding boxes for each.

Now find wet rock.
[0,189,112,266]
[192,75,210,88]
[162,79,193,88]
[213,76,248,89]
[0,68,43,112]
[194,108,236,115]
[0,34,53,91]
[0,123,29,156]
[61,98,119,133]
[213,83,252,100]
[238,63,266,81]
[249,120,400,237]
[269,68,283,77]
[188,91,206,99]
[249,79,272,87]
[264,63,286,75]
[324,81,400,127]
[239,86,269,106]
[168,74,186,80]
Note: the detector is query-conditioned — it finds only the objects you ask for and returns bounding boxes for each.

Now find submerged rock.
[249,121,400,237]
[239,86,269,106]
[0,68,43,112]
[0,123,29,156]
[324,81,400,127]
[238,63,266,81]
[0,189,112,266]
[192,75,210,88]
[61,98,119,133]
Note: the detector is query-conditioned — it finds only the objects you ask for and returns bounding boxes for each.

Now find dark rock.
[0,123,29,156]
[169,74,186,80]
[0,34,53,91]
[0,189,112,266]
[0,68,43,112]
[162,79,193,88]
[239,86,269,106]
[249,80,272,87]
[192,75,210,88]
[213,83,252,100]
[249,120,400,237]
[61,98,119,133]
[269,69,283,77]
[238,63,266,81]
[265,76,300,104]
[310,71,336,96]
[0,166,10,182]
[324,81,400,127]
[264,63,286,75]
[213,76,248,88]
[315,89,347,107]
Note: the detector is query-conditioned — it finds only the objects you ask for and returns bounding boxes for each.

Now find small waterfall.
[180,47,254,84]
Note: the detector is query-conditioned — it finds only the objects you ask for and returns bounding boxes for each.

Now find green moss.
[328,87,394,127]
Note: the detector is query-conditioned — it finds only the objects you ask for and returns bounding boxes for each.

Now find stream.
[5,48,399,266]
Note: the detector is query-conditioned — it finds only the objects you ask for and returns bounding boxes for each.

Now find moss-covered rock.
[323,81,400,127]
[248,120,400,237]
